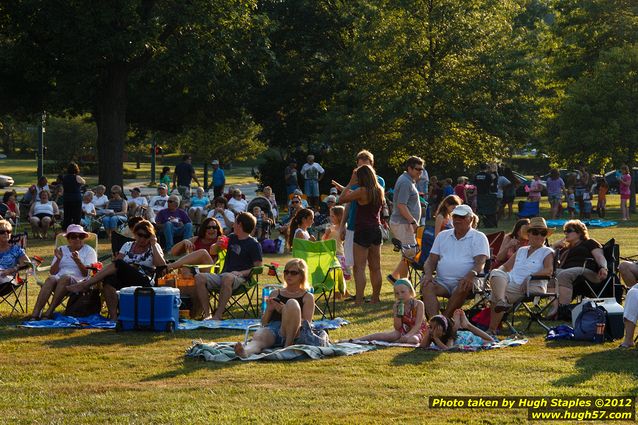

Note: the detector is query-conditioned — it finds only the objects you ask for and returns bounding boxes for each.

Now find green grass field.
[0,159,256,189]
[1,193,637,424]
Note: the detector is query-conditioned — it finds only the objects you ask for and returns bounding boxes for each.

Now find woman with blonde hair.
[234,258,315,357]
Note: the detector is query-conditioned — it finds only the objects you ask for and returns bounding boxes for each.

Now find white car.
[0,175,14,188]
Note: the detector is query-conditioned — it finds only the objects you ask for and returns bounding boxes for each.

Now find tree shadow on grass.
[140,356,239,381]
[391,347,442,365]
[552,348,638,393]
[43,328,243,348]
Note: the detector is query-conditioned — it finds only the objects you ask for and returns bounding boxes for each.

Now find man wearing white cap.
[127,187,148,218]
[421,204,490,318]
[211,160,226,198]
[148,184,169,222]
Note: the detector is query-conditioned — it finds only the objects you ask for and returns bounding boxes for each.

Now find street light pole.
[150,136,156,185]
[37,111,46,178]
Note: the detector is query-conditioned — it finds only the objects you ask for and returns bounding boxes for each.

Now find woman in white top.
[207,196,235,234]
[487,217,554,334]
[91,185,109,214]
[227,189,248,215]
[67,220,165,319]
[287,208,315,249]
[30,224,98,319]
[28,189,59,239]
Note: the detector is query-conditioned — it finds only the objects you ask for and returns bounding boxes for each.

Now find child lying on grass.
[421,309,495,350]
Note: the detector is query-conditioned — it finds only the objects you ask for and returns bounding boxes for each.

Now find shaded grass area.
[1,196,638,423]
[0,159,256,190]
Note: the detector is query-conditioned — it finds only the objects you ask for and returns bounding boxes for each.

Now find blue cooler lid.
[119,286,180,295]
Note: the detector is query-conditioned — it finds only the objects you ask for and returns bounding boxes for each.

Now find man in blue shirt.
[211,160,226,198]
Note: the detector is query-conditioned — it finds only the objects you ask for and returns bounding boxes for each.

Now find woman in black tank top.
[234,259,315,357]
[337,165,384,305]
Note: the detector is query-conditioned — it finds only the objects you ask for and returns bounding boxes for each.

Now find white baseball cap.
[452,204,474,217]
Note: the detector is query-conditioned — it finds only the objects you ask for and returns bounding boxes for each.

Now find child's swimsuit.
[400,299,428,342]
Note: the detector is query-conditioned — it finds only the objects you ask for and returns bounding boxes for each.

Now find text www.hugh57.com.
[529,409,634,421]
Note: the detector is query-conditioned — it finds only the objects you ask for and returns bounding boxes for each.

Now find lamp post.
[37,111,46,178]
[150,136,157,185]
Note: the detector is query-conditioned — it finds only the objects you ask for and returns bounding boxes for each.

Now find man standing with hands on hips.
[388,156,424,284]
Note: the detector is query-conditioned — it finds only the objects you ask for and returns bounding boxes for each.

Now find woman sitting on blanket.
[234,258,315,357]
[355,279,427,344]
[420,309,494,350]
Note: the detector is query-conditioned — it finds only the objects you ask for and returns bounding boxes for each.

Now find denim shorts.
[264,321,302,347]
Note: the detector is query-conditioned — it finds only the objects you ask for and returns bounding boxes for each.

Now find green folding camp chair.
[207,249,264,318]
[292,238,345,320]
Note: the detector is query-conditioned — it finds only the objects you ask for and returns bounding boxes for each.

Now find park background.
[1,1,638,424]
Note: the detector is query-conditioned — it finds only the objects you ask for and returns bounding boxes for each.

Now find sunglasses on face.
[291,200,300,204]
[136,232,151,239]
[0,230,11,235]
[528,229,547,237]
[206,225,219,230]
[564,228,577,234]
[413,167,424,172]
[284,269,301,276]
[167,200,177,204]
[66,234,86,240]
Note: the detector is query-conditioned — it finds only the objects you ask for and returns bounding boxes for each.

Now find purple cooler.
[116,286,181,332]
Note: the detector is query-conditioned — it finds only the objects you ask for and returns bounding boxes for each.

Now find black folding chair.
[572,239,621,303]
[0,232,31,315]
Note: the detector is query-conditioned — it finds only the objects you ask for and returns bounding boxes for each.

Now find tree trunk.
[95,65,128,189]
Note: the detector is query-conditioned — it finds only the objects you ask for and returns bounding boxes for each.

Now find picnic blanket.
[185,341,376,362]
[178,317,349,331]
[350,336,528,352]
[546,219,618,228]
[20,314,349,331]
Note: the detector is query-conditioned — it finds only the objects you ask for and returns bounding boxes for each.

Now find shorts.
[203,272,246,292]
[488,269,526,304]
[431,276,480,297]
[264,321,303,347]
[389,221,417,246]
[353,226,382,248]
[304,180,319,197]
[624,286,638,324]
[548,194,562,204]
[34,213,53,220]
[177,186,192,200]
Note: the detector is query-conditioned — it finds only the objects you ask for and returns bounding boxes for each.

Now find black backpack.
[574,301,607,341]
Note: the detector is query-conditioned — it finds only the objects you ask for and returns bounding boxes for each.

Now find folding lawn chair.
[292,238,345,320]
[571,238,621,303]
[391,225,432,291]
[206,250,263,319]
[0,232,32,315]
[517,201,540,218]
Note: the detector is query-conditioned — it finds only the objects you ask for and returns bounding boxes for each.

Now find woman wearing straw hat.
[487,217,554,335]
[30,224,98,319]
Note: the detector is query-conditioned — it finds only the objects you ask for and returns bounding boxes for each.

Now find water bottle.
[594,323,605,343]
[396,301,404,317]
[262,286,273,315]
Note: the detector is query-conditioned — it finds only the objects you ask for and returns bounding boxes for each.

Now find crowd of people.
[2,151,638,353]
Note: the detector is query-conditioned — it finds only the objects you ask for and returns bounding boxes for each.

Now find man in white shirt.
[148,184,169,223]
[421,204,490,318]
[300,155,325,208]
[227,189,248,215]
[127,187,148,218]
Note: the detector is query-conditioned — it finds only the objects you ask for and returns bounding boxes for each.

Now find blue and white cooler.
[116,286,181,332]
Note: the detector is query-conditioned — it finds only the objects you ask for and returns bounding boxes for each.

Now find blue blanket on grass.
[545,219,618,228]
[20,314,349,331]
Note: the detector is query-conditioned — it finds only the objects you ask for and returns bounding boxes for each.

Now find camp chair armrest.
[249,266,264,278]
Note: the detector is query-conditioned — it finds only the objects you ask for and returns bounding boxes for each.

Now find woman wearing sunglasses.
[547,219,607,319]
[0,219,30,298]
[67,220,165,320]
[234,258,315,357]
[170,217,223,258]
[486,217,554,334]
[30,224,98,320]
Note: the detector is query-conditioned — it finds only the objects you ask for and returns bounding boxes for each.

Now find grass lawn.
[0,159,256,190]
[1,195,638,424]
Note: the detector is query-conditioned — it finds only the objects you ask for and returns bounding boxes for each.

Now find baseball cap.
[325,195,337,203]
[158,184,168,190]
[452,204,474,217]
[329,187,338,195]
[212,160,219,165]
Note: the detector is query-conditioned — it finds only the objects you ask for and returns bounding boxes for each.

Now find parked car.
[0,175,14,189]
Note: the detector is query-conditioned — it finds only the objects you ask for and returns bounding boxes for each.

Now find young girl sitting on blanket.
[356,279,428,344]
[421,309,495,350]
[234,258,315,357]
